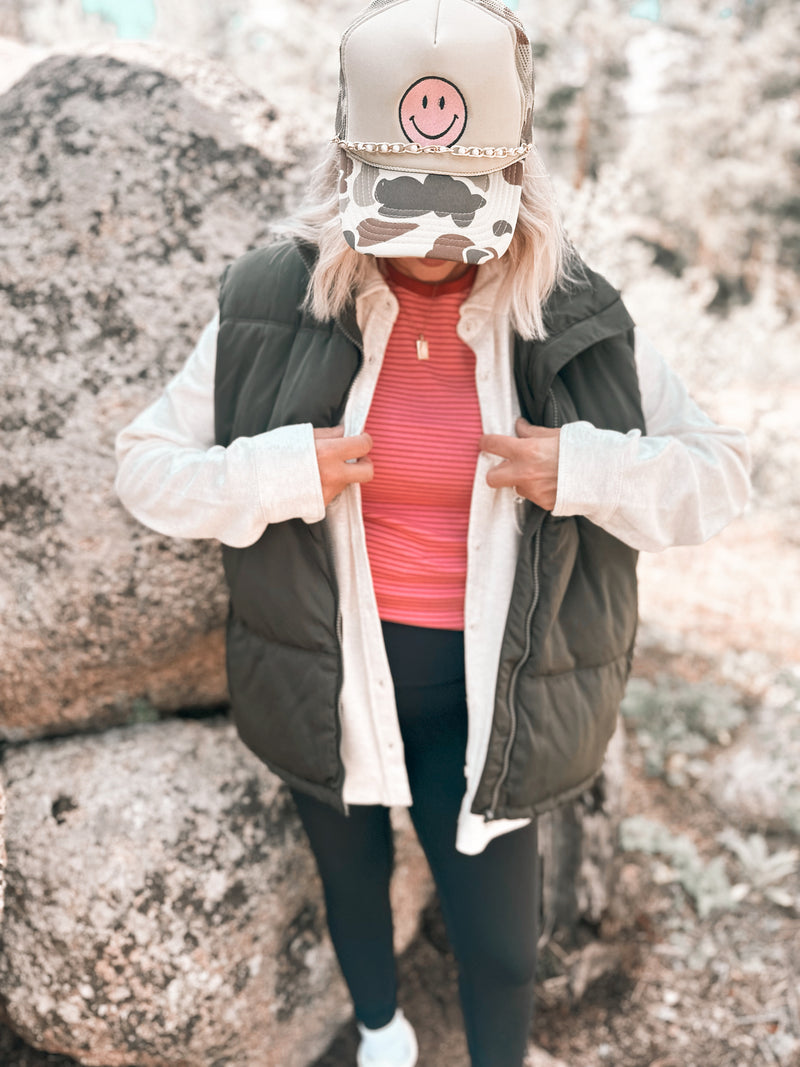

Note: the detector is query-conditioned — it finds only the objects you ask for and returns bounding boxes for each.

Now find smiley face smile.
[409,113,458,141]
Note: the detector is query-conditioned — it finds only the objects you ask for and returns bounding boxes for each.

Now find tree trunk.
[537,722,626,946]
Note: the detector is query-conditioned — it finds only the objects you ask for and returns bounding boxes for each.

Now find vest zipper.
[550,389,561,427]
[485,387,560,821]
[337,315,363,359]
[486,523,542,820]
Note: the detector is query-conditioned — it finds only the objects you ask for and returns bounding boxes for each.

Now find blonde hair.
[278,141,573,341]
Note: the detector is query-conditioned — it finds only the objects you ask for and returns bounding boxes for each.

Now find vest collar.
[519,266,636,424]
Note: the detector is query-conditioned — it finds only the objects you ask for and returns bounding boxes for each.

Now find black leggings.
[291,622,539,1067]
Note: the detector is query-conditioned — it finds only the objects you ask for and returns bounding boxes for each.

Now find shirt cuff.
[553,421,636,523]
[249,423,326,526]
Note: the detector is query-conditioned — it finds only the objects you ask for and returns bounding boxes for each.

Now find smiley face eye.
[439,97,445,109]
[422,95,428,108]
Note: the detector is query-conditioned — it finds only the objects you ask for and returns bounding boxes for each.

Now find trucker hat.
[334,0,535,264]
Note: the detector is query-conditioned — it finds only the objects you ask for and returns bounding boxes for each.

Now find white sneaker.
[356,1008,419,1067]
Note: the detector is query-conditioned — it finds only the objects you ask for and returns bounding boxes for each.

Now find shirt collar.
[357,257,507,323]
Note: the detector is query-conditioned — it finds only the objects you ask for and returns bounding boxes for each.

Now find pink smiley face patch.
[399,77,467,148]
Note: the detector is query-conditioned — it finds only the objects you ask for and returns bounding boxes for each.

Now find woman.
[115,2,750,1065]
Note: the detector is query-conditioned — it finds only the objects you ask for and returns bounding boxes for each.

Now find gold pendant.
[416,335,429,361]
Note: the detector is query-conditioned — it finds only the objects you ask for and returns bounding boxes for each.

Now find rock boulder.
[0,52,303,739]
[0,717,432,1066]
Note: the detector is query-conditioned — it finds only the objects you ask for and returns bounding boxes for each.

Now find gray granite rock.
[0,51,303,740]
[0,717,432,1066]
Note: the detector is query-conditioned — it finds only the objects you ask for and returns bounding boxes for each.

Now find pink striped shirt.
[362,262,482,630]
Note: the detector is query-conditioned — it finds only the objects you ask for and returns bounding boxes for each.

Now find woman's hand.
[480,418,561,511]
[314,426,374,506]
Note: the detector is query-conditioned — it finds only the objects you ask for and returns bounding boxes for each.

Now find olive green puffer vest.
[215,240,644,818]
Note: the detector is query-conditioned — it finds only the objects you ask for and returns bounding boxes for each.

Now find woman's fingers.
[340,432,373,460]
[484,458,517,488]
[315,428,372,458]
[480,426,560,510]
[314,428,374,504]
[479,423,558,456]
[346,457,374,483]
[515,417,549,438]
[479,433,517,460]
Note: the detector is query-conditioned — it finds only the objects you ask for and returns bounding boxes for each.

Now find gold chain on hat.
[332,137,533,159]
